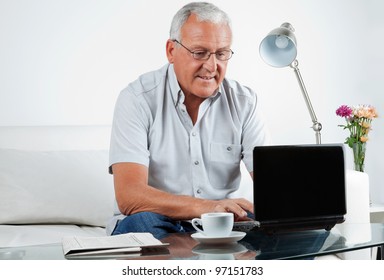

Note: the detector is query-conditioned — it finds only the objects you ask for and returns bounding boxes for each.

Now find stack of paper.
[62,232,169,258]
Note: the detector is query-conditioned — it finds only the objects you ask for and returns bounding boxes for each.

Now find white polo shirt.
[108,64,269,232]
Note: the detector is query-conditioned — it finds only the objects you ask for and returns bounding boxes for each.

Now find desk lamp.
[259,23,322,144]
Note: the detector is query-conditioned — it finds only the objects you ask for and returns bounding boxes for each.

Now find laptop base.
[255,216,345,235]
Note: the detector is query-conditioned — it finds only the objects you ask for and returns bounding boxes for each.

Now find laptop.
[249,144,346,233]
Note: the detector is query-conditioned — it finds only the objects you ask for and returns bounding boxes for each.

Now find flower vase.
[352,142,366,172]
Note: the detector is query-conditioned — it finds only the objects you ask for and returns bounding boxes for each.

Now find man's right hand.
[199,198,253,221]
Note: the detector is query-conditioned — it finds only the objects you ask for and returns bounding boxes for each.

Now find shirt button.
[196,189,202,194]
[194,161,199,165]
[227,146,232,151]
[192,132,196,136]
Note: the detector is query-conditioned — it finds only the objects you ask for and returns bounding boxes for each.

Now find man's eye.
[193,51,208,58]
[216,52,226,58]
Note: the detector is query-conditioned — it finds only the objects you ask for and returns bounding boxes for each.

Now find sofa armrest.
[335,170,371,260]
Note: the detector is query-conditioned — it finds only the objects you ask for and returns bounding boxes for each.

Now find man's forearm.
[115,183,209,219]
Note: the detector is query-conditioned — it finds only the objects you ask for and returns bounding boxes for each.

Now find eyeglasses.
[173,40,234,61]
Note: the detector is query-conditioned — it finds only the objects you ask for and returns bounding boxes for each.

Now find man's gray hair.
[170,2,232,41]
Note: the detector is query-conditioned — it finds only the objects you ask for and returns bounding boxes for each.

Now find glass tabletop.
[0,223,383,260]
[0,243,64,260]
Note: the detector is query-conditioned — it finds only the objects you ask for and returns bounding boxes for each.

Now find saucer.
[191,231,246,244]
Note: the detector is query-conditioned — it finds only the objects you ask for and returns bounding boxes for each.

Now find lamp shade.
[259,22,297,67]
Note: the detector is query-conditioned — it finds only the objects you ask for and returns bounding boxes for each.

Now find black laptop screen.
[253,144,346,223]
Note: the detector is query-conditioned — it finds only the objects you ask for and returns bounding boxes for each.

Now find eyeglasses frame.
[172,39,234,61]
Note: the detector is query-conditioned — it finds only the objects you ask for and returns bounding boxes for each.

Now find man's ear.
[166,39,175,63]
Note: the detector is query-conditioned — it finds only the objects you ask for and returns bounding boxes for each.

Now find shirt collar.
[167,64,182,106]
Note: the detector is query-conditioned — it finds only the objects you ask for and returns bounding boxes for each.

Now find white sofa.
[0,126,373,259]
[0,126,114,247]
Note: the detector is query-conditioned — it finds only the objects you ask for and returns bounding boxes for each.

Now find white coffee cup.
[192,212,234,237]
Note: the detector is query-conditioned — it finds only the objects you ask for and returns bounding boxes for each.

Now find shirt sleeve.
[241,89,271,172]
[109,87,151,173]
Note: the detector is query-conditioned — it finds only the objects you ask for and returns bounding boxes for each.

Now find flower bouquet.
[336,104,378,172]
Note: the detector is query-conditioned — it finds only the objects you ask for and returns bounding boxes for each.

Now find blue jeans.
[111,212,196,239]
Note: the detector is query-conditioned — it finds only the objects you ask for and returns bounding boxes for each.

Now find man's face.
[166,14,232,99]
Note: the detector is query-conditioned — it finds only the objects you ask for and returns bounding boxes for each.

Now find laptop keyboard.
[233,221,260,232]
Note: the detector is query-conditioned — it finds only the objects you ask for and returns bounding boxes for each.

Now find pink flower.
[336,105,353,118]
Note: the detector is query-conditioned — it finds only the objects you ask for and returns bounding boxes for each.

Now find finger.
[221,202,248,219]
[232,198,254,214]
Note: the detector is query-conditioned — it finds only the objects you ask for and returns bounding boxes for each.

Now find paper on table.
[66,247,142,257]
[62,232,168,256]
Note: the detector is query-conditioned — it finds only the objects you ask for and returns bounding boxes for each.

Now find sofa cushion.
[0,149,114,227]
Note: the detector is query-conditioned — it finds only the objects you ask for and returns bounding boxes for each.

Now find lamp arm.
[290,60,322,144]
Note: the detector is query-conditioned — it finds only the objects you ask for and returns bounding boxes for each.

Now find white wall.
[1,0,383,203]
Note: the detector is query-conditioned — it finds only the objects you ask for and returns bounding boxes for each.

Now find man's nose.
[203,54,218,72]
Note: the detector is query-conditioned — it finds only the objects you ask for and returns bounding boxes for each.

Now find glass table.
[1,223,383,260]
